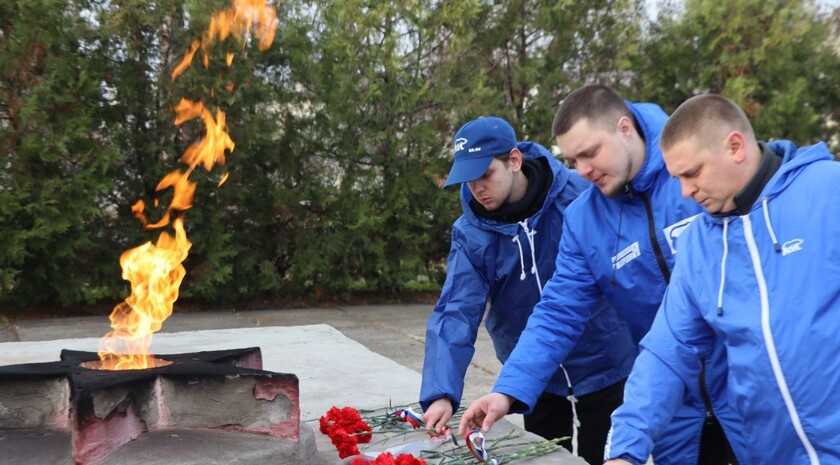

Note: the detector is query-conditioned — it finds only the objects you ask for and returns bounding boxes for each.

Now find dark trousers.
[697,356,739,465]
[698,415,739,465]
[523,379,625,465]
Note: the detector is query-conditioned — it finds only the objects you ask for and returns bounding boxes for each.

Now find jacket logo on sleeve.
[662,214,701,255]
[612,241,640,270]
[781,238,804,256]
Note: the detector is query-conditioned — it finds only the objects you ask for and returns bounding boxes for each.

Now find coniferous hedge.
[1,0,838,313]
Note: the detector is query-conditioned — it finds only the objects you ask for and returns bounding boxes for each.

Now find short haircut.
[660,94,755,152]
[495,151,512,164]
[552,85,632,137]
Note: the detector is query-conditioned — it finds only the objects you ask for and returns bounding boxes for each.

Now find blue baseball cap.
[442,116,517,188]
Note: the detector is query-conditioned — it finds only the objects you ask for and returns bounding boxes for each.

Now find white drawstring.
[511,235,528,281]
[717,217,729,316]
[718,199,778,316]
[559,364,580,457]
[514,219,576,455]
[518,220,542,292]
[512,220,543,291]
[512,219,580,455]
[762,197,781,252]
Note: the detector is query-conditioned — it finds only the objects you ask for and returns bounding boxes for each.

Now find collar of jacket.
[623,102,669,195]
[703,140,833,224]
[712,142,782,218]
[468,157,552,223]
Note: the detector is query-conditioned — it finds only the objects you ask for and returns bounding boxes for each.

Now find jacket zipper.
[637,191,671,284]
[698,357,715,425]
[635,189,717,431]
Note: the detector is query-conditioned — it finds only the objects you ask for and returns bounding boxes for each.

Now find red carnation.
[361,452,426,465]
[320,406,374,458]
[371,452,396,465]
[395,453,426,465]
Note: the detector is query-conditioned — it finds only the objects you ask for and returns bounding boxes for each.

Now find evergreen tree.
[0,0,121,309]
[631,0,840,148]
[2,0,837,312]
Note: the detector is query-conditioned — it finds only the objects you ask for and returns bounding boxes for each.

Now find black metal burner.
[0,347,267,391]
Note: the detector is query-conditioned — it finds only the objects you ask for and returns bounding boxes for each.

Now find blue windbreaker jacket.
[491,103,745,464]
[420,141,636,412]
[609,140,840,464]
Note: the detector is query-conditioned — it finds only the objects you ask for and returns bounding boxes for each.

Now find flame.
[172,0,278,80]
[97,218,191,370]
[97,0,277,370]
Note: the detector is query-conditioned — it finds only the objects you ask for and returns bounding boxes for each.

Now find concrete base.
[0,425,321,465]
[0,345,304,465]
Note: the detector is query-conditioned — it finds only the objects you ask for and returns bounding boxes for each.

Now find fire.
[97,218,190,370]
[172,0,277,80]
[96,0,277,370]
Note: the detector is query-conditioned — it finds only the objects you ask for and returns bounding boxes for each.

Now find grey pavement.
[0,304,507,422]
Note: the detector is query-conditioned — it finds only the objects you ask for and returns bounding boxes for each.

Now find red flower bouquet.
[320,406,374,458]
[320,404,561,465]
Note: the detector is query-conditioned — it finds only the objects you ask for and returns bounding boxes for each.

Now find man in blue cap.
[420,116,637,464]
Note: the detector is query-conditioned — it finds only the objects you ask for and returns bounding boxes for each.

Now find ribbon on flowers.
[465,430,503,464]
[466,429,489,461]
[389,407,423,429]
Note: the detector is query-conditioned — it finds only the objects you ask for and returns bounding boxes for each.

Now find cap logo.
[468,147,481,153]
[454,137,467,152]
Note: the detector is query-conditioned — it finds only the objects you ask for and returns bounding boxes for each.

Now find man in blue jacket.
[458,86,743,464]
[605,94,840,464]
[421,116,637,465]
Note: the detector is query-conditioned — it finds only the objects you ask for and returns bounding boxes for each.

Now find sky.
[645,0,840,20]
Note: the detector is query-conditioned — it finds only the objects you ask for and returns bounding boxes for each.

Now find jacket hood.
[459,141,569,235]
[763,140,833,201]
[703,140,833,226]
[626,102,670,194]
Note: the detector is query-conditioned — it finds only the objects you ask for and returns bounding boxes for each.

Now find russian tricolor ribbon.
[466,430,503,464]
[389,407,423,429]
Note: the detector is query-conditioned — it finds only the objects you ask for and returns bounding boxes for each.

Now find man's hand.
[457,392,513,436]
[422,398,454,435]
[603,460,633,465]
